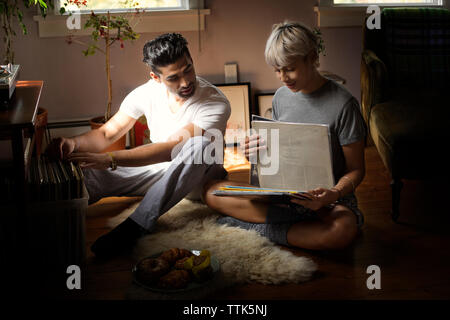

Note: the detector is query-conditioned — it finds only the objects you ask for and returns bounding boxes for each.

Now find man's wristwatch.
[107,152,117,171]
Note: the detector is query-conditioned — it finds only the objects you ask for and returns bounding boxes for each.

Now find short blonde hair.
[265,21,319,69]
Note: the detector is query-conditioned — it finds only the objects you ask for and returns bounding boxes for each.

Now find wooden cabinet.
[0,81,43,200]
[0,81,87,294]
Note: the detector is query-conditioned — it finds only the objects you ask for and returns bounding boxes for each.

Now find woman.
[203,21,366,250]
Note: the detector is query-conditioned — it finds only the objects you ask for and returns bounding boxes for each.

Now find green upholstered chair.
[361,7,450,222]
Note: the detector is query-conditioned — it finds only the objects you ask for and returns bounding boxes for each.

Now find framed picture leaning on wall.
[215,82,251,146]
[256,92,275,119]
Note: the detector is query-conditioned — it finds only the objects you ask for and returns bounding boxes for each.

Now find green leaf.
[92,30,99,41]
[38,0,47,9]
[20,22,27,35]
[83,45,97,56]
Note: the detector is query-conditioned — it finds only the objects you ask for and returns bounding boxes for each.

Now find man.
[47,33,231,258]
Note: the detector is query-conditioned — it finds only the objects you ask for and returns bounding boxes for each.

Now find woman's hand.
[241,134,267,161]
[291,188,340,211]
[67,152,111,170]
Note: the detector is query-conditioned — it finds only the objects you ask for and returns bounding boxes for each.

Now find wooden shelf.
[0,80,43,198]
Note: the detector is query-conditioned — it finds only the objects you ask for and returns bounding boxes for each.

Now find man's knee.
[173,136,217,164]
[185,136,211,153]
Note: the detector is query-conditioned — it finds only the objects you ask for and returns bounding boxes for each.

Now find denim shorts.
[287,193,364,229]
[216,193,364,247]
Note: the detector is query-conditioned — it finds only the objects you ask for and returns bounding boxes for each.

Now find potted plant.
[63,0,140,151]
[0,0,54,64]
[1,1,53,154]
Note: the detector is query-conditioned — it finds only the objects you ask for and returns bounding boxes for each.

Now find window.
[333,0,442,5]
[315,0,445,27]
[57,0,189,14]
[35,0,208,37]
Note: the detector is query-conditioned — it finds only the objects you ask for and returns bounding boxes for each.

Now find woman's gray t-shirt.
[272,80,366,183]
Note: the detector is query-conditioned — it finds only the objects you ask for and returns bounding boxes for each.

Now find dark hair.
[142,33,192,75]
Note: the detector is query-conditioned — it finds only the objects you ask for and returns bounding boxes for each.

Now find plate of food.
[132,248,220,293]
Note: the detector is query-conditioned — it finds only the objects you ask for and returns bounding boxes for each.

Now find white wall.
[3,0,370,122]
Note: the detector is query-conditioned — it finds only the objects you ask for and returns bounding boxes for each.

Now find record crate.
[0,184,89,294]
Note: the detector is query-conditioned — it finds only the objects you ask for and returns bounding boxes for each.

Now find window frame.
[54,0,190,15]
[33,0,208,38]
[315,0,446,27]
[328,0,443,7]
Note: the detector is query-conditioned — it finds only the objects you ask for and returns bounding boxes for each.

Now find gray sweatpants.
[83,136,227,231]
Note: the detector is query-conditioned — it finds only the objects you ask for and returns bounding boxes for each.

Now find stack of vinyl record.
[27,155,84,202]
[0,174,15,202]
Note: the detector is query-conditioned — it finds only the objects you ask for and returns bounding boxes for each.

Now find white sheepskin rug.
[107,198,317,300]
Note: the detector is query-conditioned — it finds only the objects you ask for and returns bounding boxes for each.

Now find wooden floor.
[57,146,450,300]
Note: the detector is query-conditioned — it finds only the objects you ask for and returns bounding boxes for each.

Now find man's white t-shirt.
[86,77,230,199]
[119,76,231,143]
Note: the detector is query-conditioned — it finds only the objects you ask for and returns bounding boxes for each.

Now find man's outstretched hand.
[45,137,76,160]
[45,137,110,170]
[67,152,111,170]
